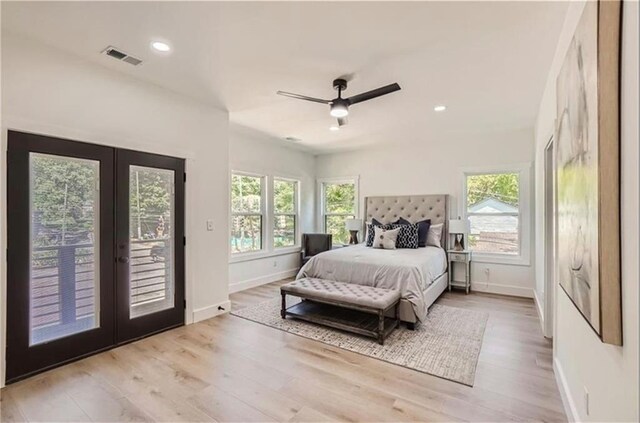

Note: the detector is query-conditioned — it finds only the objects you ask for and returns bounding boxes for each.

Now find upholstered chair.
[300,233,332,267]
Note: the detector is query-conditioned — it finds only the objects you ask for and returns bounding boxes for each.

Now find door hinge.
[183,236,186,246]
[183,299,186,309]
[183,172,186,182]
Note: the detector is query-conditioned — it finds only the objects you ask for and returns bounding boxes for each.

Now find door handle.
[118,257,130,264]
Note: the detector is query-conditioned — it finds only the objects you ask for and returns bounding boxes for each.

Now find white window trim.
[229,170,302,263]
[229,170,266,259]
[460,163,532,266]
[317,176,360,246]
[272,176,300,250]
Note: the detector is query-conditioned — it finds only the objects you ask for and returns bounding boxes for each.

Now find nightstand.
[448,250,472,294]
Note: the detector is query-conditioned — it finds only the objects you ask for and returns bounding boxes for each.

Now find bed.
[297,194,449,325]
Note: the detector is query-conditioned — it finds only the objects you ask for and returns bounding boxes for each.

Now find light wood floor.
[1,280,566,422]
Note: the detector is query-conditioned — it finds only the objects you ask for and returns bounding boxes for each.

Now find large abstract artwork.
[556,0,622,345]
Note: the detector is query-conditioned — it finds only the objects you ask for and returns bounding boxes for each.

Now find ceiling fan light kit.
[277,77,401,127]
[330,99,349,117]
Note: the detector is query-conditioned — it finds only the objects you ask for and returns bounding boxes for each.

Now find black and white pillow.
[388,223,419,249]
[398,217,431,247]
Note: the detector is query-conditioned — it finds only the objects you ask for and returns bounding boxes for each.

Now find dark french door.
[115,149,185,342]
[6,131,185,383]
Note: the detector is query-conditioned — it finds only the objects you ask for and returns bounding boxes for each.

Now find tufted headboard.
[364,194,449,247]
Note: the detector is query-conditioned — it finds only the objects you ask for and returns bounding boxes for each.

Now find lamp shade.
[448,219,469,234]
[345,218,363,231]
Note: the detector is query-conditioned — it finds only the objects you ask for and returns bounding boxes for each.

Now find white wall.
[533,1,639,421]
[0,34,231,386]
[315,128,536,297]
[228,125,316,292]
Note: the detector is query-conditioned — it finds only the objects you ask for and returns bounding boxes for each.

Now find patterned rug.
[231,298,489,386]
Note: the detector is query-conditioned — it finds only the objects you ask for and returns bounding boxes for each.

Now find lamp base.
[453,234,465,251]
[349,230,359,245]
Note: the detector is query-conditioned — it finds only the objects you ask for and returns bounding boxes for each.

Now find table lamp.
[449,218,469,251]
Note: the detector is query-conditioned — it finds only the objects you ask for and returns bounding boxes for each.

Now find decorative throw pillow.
[372,227,399,250]
[426,223,444,248]
[387,223,419,249]
[366,222,390,246]
[399,217,431,247]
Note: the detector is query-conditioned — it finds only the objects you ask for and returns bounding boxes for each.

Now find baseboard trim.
[554,356,579,422]
[533,289,548,336]
[470,281,534,298]
[229,268,298,294]
[192,300,231,323]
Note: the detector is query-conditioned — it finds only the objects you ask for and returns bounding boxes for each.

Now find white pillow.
[372,227,399,250]
[427,223,443,248]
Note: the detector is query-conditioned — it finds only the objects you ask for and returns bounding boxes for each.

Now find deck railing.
[31,239,171,332]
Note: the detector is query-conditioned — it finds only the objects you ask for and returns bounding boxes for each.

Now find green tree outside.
[231,174,262,252]
[274,179,296,247]
[324,183,355,245]
[32,154,98,247]
[466,173,519,208]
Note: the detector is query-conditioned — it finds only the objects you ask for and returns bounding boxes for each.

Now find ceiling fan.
[277,78,401,127]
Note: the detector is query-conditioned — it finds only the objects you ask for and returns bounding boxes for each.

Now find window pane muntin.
[323,183,355,214]
[274,179,296,214]
[231,215,262,253]
[274,215,295,248]
[465,172,521,256]
[231,174,262,213]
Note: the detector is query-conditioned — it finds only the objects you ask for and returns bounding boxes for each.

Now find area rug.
[231,298,489,386]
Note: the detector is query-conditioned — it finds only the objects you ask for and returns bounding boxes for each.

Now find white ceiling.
[2,1,569,153]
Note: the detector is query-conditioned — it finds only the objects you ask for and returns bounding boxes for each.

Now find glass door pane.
[128,165,175,318]
[30,153,100,345]
[115,149,184,343]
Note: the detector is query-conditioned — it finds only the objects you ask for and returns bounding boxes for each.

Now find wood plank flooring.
[1,280,566,422]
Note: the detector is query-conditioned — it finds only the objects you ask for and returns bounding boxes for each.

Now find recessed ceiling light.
[151,41,171,52]
[434,105,447,112]
[329,125,340,131]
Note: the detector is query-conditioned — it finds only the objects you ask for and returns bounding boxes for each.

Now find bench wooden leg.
[281,292,286,319]
[377,309,384,345]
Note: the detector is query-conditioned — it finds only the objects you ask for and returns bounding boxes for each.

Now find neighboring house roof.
[468,198,518,214]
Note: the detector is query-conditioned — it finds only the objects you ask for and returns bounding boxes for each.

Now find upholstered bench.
[280,278,401,345]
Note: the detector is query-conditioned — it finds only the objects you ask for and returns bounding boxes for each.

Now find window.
[321,179,357,245]
[273,178,298,248]
[231,173,264,254]
[463,166,530,264]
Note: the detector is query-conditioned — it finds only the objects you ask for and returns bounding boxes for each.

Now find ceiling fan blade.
[337,116,348,127]
[277,91,331,104]
[346,83,401,105]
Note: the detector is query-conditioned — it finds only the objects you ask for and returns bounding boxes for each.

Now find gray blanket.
[296,244,446,321]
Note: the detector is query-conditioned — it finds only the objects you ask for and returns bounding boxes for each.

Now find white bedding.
[296,244,447,321]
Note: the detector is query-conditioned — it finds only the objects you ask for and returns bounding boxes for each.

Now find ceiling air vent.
[102,46,142,66]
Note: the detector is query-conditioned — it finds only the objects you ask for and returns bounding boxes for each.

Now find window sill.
[469,252,531,267]
[229,246,301,264]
